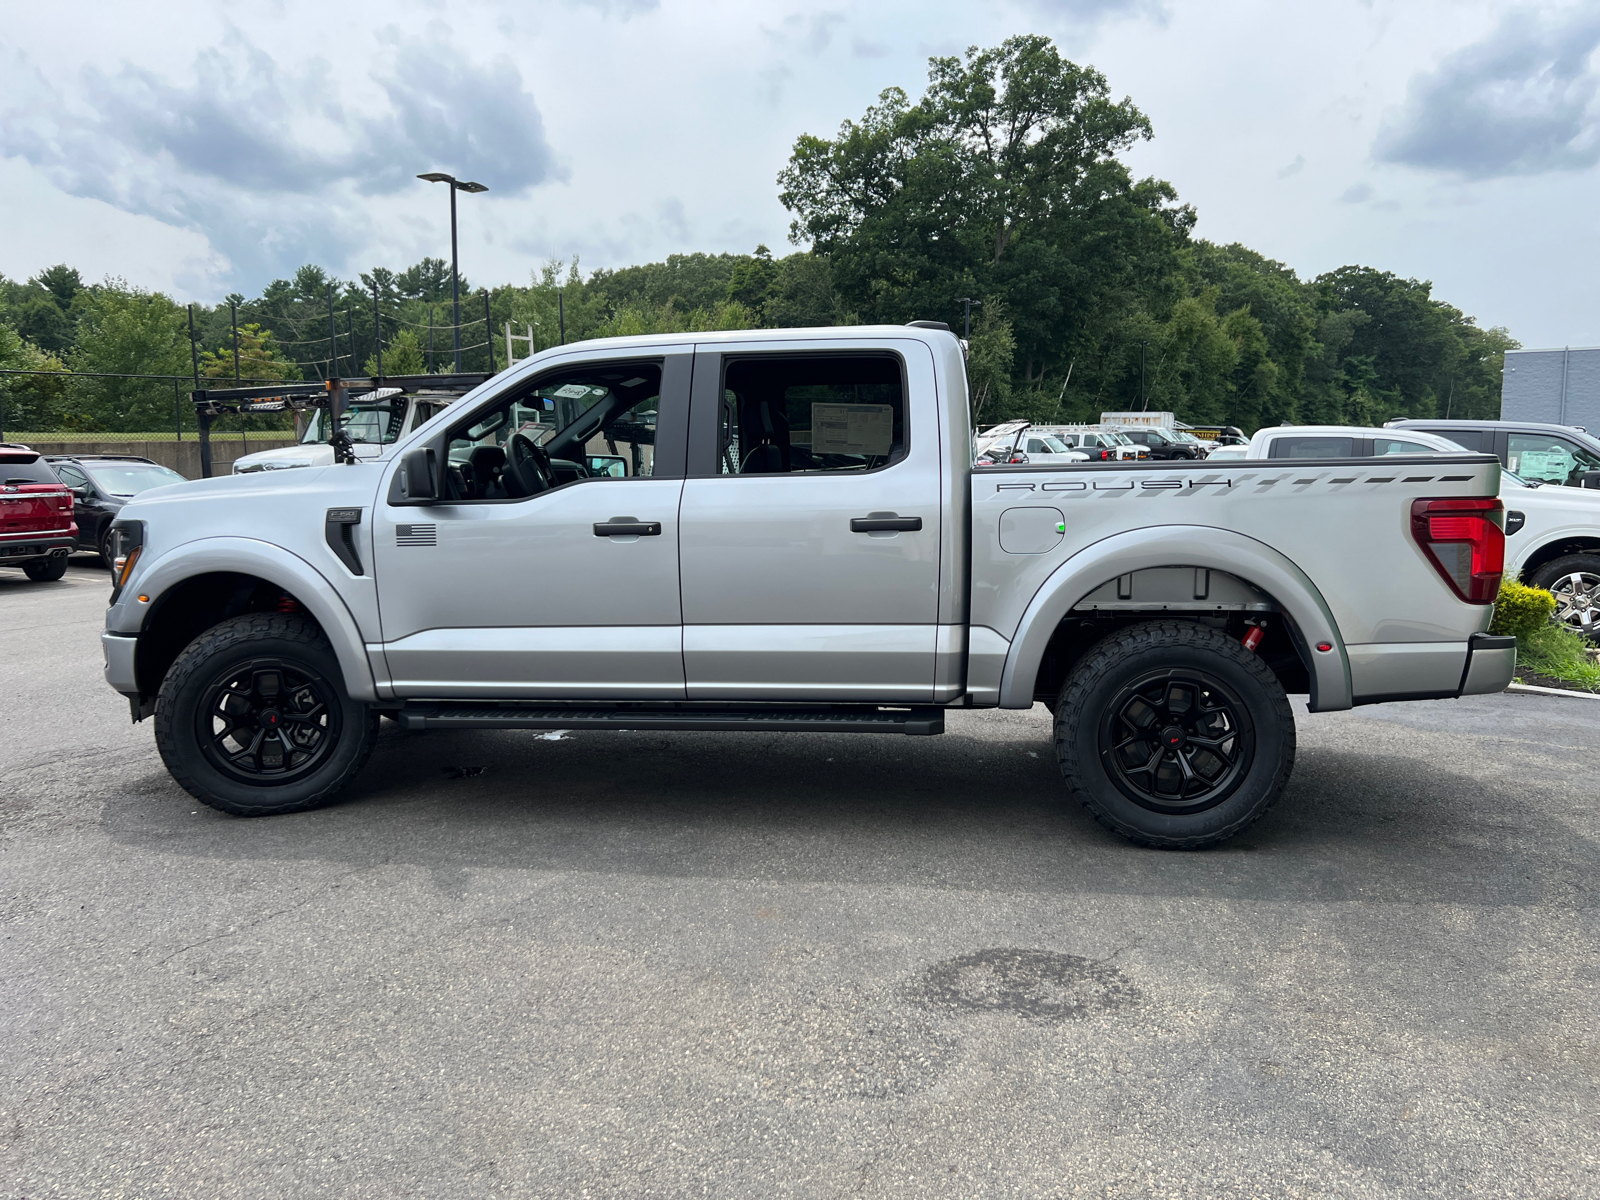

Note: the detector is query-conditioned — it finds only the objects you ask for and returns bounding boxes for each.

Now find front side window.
[716,354,905,475]
[1270,436,1357,458]
[54,464,90,489]
[1507,432,1600,486]
[440,361,662,501]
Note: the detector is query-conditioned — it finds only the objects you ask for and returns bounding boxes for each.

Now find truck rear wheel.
[1053,620,1296,849]
[154,613,379,816]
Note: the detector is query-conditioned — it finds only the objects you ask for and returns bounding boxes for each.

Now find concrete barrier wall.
[21,438,299,480]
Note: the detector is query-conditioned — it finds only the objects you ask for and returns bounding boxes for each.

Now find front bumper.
[103,631,139,696]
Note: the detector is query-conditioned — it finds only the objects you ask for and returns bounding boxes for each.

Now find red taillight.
[1410,497,1504,604]
[1100,449,1111,460]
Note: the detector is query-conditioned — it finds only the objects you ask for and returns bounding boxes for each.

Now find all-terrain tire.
[23,556,67,581]
[1054,620,1296,849]
[1526,554,1600,639]
[154,613,379,816]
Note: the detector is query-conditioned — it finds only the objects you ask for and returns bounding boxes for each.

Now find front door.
[676,341,943,701]
[372,350,690,698]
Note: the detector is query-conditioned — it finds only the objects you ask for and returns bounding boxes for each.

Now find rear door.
[676,339,943,701]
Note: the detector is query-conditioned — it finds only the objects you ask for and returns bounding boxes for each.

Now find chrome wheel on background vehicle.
[1528,554,1600,639]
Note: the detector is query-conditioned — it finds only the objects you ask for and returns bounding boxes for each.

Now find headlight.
[109,520,145,602]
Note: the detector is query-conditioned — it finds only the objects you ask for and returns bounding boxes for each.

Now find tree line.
[0,35,1514,437]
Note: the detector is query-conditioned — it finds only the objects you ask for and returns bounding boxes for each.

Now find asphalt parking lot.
[3,559,1597,1199]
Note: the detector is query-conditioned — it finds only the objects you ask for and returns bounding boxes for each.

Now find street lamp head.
[455,181,489,194]
[416,172,454,184]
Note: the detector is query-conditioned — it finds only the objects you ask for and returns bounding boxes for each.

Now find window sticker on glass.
[811,403,893,456]
[1516,448,1575,482]
[551,383,601,400]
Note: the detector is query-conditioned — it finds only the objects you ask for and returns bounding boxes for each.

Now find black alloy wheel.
[197,659,342,786]
[1099,669,1253,814]
[1054,620,1295,849]
[155,613,379,815]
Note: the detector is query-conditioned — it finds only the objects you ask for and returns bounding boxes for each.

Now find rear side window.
[1374,438,1445,455]
[1411,428,1482,451]
[717,354,905,475]
[0,456,60,485]
[1269,436,1357,458]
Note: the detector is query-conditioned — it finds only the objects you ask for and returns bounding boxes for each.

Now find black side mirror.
[1582,470,1600,490]
[72,485,91,500]
[401,447,438,502]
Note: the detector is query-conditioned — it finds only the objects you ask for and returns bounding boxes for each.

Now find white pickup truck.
[101,324,1516,848]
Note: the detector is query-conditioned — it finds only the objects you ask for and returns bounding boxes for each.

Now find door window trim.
[387,351,691,507]
[686,348,912,479]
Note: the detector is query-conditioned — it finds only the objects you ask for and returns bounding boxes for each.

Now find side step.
[395,702,945,736]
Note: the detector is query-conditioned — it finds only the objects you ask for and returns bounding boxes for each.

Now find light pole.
[417,172,488,372]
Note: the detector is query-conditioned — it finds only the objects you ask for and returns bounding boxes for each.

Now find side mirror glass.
[401,447,438,502]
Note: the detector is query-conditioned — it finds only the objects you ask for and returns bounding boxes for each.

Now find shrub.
[1490,579,1555,639]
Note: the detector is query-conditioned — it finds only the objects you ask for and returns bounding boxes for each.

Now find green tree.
[197,323,293,381]
[68,281,189,431]
[365,328,426,376]
[779,35,1192,394]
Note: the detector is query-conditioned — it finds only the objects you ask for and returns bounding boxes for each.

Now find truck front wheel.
[1053,620,1296,849]
[154,613,379,816]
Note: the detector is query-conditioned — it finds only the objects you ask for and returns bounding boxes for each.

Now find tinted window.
[0,456,60,484]
[717,354,904,475]
[1507,432,1600,486]
[1268,436,1357,458]
[1410,428,1481,451]
[1374,438,1447,455]
[84,462,187,495]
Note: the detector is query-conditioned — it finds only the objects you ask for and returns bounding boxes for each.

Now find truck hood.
[117,462,385,527]
[232,442,387,473]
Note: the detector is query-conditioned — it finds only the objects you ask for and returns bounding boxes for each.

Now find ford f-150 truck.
[101,324,1516,848]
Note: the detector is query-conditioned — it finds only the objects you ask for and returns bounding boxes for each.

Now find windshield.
[1170,430,1200,443]
[301,400,404,446]
[84,462,186,496]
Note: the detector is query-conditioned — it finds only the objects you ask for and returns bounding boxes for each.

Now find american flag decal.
[395,523,437,547]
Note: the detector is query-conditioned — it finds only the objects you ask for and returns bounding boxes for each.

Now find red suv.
[0,444,78,582]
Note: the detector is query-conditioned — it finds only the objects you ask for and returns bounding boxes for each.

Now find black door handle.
[850,515,922,533]
[593,519,662,537]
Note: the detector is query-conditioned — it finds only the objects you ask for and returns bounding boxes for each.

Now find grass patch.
[1515,622,1600,692]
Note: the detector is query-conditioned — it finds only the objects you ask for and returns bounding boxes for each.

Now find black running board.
[395,702,945,736]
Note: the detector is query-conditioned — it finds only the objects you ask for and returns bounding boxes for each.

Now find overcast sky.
[2,0,1597,345]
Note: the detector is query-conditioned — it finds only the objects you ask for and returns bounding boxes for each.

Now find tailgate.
[0,484,73,535]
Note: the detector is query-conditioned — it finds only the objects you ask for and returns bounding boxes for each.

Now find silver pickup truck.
[101,324,1516,848]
